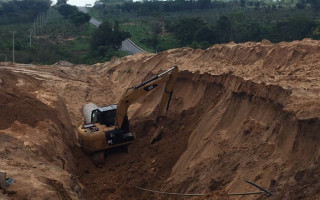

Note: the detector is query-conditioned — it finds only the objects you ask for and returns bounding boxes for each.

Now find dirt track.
[0,39,320,200]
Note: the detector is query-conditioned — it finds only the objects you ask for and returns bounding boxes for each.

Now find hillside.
[0,39,320,199]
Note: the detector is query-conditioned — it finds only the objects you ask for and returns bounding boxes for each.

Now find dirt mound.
[87,39,320,200]
[0,69,81,199]
[53,60,74,67]
[1,39,320,200]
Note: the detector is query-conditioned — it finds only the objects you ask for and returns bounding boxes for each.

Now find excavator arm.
[115,66,179,129]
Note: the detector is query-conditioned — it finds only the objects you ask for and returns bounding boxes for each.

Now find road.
[78,7,147,55]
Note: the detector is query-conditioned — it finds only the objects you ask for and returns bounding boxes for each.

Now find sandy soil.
[0,39,319,200]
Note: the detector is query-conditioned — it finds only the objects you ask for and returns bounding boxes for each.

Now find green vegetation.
[0,0,50,24]
[55,2,91,27]
[90,0,320,51]
[0,0,128,64]
[1,0,320,64]
[0,11,97,64]
[90,21,130,60]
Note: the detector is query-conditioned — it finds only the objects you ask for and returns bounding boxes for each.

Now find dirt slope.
[0,39,320,200]
[0,68,81,199]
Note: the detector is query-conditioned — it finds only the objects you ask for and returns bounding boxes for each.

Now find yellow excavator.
[77,66,179,164]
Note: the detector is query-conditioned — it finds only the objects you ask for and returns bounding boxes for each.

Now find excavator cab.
[93,104,117,127]
[79,103,134,153]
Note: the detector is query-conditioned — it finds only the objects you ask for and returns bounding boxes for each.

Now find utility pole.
[40,13,42,28]
[41,13,44,27]
[34,19,36,36]
[47,10,49,24]
[10,31,16,63]
[37,14,40,30]
[29,29,32,47]
[43,12,46,26]
[43,13,45,26]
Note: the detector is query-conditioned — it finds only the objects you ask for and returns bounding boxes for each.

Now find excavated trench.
[163,72,320,200]
[0,63,320,200]
[77,70,320,200]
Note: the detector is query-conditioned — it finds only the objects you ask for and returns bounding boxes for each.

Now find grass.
[158,34,180,51]
[120,23,154,52]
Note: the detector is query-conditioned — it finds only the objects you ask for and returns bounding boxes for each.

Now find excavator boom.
[115,66,179,129]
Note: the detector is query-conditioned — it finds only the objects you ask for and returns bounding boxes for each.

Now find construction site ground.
[0,39,320,200]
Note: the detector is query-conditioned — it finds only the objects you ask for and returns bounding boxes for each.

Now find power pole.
[10,31,16,63]
[43,12,46,26]
[34,19,36,36]
[43,13,45,26]
[40,13,42,28]
[41,13,44,27]
[37,14,40,30]
[29,29,32,47]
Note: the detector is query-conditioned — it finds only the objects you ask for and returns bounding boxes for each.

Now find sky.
[51,0,96,7]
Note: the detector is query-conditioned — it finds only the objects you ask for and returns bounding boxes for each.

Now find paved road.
[78,7,147,54]
[78,7,89,13]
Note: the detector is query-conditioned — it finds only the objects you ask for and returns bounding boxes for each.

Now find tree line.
[0,0,130,64]
[0,0,51,24]
[165,14,318,50]
[54,0,91,27]
[118,0,320,16]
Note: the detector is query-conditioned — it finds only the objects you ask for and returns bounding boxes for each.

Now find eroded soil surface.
[0,39,320,200]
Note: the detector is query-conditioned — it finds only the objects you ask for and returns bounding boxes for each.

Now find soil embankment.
[0,39,320,199]
[0,68,82,199]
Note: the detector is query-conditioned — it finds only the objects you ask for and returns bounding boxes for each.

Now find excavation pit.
[0,39,320,199]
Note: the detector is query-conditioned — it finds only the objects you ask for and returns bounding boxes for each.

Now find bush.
[70,12,91,27]
[57,4,78,19]
[91,21,130,52]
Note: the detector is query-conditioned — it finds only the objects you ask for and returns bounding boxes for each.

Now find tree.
[296,2,306,9]
[215,16,232,43]
[254,1,261,9]
[151,22,162,34]
[240,0,246,7]
[198,0,211,9]
[142,35,159,51]
[268,16,316,42]
[70,12,91,26]
[57,4,78,19]
[31,0,51,13]
[91,21,130,54]
[308,0,320,10]
[0,0,51,24]
[2,1,16,13]
[170,18,206,45]
[195,26,216,44]
[56,0,68,6]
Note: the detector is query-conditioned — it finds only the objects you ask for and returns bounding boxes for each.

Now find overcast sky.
[52,0,96,7]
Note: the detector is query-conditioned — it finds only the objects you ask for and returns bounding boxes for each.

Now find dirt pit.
[0,39,320,200]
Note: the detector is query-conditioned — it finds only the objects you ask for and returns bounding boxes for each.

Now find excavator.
[77,66,179,164]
